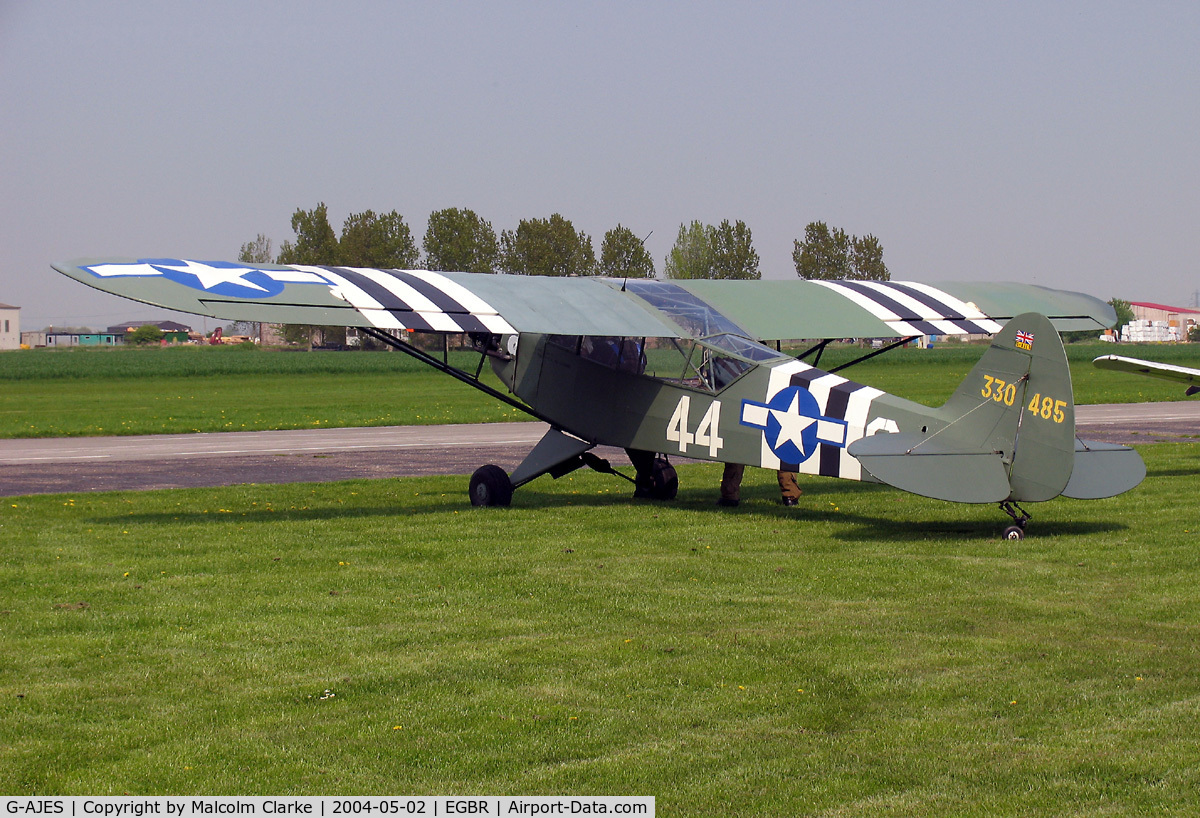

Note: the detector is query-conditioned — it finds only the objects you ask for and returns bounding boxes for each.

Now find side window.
[553,333,755,392]
[616,338,645,373]
[580,336,645,374]
[640,340,749,392]
[581,336,621,367]
[547,334,581,353]
[702,352,751,390]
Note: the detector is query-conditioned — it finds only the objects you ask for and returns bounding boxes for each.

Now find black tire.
[1003,525,1025,541]
[648,456,678,501]
[469,465,513,507]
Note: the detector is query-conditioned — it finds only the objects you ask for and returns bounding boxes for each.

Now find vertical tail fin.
[852,312,1144,505]
[849,312,1075,503]
[940,312,1075,501]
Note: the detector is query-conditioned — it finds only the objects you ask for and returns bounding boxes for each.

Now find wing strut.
[358,327,558,426]
[828,336,920,374]
[796,339,832,367]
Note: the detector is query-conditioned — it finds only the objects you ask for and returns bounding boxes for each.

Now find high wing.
[53,258,1117,341]
[1094,354,1200,396]
[52,258,680,338]
[686,279,1116,338]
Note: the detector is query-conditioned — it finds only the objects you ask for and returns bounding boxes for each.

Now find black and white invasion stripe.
[812,280,1003,336]
[293,266,516,334]
[757,359,884,480]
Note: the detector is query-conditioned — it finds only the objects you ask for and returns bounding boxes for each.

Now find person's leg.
[626,448,657,498]
[777,470,801,506]
[719,463,745,506]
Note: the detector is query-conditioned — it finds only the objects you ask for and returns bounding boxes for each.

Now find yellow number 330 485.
[981,374,1017,406]
[1026,393,1067,423]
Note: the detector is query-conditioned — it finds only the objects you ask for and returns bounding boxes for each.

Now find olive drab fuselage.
[492,332,936,487]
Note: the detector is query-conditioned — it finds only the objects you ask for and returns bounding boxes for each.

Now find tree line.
[239,203,890,282]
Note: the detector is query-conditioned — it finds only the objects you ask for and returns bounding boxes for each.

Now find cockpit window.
[645,335,783,392]
[702,333,784,363]
[581,336,646,373]
[547,316,784,393]
[549,334,646,374]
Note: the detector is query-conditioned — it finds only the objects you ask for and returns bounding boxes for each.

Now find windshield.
[549,284,786,392]
[701,333,783,363]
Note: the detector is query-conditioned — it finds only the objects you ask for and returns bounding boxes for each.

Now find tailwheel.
[469,464,513,507]
[999,500,1031,540]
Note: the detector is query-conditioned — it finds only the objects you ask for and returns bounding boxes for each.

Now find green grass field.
[2,445,1199,812]
[2,342,1198,438]
[0,346,517,437]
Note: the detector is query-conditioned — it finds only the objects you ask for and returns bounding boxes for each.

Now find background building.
[0,303,19,349]
[1124,301,1200,342]
[108,320,192,343]
[21,330,121,347]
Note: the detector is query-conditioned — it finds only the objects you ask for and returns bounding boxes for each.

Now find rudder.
[941,312,1075,502]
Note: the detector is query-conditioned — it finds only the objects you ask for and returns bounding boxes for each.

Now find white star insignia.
[154,260,270,292]
[769,390,818,458]
[85,263,163,278]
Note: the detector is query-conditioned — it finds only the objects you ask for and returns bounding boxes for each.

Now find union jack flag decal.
[1015,330,1035,350]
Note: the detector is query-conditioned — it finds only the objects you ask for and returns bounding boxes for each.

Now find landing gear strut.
[999,500,1031,540]
[468,446,677,507]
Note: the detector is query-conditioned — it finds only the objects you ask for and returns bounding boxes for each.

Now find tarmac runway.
[1,402,1196,496]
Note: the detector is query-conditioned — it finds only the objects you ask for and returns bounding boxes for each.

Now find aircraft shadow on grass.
[110,476,1127,543]
[1146,465,1200,479]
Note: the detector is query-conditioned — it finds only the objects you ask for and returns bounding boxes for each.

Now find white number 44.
[666,396,723,457]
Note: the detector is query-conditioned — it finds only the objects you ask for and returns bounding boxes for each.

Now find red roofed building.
[1125,302,1200,342]
[1130,302,1200,323]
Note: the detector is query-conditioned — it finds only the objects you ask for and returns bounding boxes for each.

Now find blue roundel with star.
[763,385,822,464]
[740,384,848,465]
[143,258,287,298]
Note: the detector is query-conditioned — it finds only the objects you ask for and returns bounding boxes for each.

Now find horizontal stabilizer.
[1061,440,1146,499]
[848,433,1011,503]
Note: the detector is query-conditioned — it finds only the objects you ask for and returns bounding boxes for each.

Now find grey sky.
[2,0,1197,330]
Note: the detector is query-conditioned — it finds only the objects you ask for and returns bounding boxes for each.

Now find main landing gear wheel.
[1002,525,1025,541]
[647,456,678,501]
[469,464,513,507]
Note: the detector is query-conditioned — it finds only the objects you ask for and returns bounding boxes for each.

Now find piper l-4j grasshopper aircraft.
[1093,354,1200,397]
[54,258,1147,538]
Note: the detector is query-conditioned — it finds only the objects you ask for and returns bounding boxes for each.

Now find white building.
[1127,301,1200,342]
[0,303,19,349]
